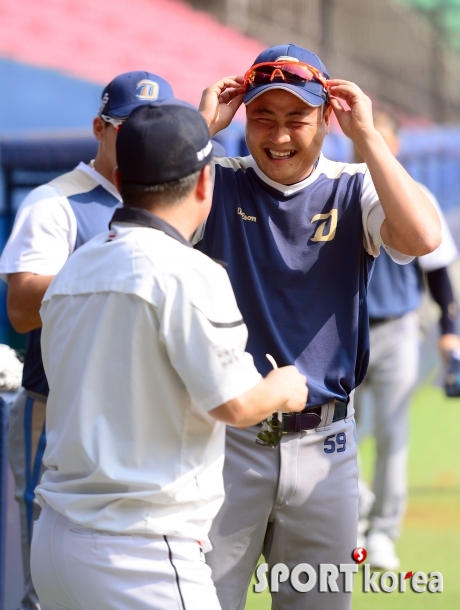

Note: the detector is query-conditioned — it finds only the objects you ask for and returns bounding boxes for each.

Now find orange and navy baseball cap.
[99,71,174,120]
[244,44,329,107]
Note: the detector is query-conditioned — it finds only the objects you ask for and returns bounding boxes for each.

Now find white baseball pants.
[8,388,46,610]
[31,504,221,610]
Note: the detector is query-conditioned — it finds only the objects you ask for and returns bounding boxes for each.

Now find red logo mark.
[352,547,367,564]
[405,571,413,579]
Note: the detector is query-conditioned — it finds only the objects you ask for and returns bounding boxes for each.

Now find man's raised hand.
[199,76,245,136]
[328,79,375,146]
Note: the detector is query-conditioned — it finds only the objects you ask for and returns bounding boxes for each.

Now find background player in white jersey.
[354,108,460,569]
[195,44,441,610]
[30,102,307,610]
[0,70,174,610]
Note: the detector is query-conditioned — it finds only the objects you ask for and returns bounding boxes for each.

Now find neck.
[146,199,198,242]
[285,156,320,186]
[92,156,115,185]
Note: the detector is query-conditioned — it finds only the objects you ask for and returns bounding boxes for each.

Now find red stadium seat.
[0,0,264,108]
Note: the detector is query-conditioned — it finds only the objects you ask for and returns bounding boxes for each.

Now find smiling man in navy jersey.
[196,44,441,610]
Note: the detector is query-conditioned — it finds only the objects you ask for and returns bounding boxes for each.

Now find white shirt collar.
[77,162,122,201]
[250,153,324,196]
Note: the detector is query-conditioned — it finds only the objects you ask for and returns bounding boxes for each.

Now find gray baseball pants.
[354,312,419,540]
[8,389,47,610]
[206,406,359,610]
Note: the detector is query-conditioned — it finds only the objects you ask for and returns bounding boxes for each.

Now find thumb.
[227,93,244,115]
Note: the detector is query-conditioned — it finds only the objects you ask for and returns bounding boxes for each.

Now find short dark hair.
[120,170,202,210]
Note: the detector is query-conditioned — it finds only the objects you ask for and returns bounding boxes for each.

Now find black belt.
[369,315,402,327]
[280,400,348,433]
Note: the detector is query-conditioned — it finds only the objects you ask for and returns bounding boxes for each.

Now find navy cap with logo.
[116,102,213,185]
[99,71,174,120]
[244,43,329,107]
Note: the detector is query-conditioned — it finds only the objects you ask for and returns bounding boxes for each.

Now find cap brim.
[244,83,327,107]
[107,96,177,119]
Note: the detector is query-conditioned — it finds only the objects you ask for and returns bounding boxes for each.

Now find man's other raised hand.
[199,76,245,136]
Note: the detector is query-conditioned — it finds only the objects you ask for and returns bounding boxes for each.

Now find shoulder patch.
[320,158,368,180]
[49,167,100,198]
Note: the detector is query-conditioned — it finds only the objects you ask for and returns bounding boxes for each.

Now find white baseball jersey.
[0,161,122,397]
[417,183,458,271]
[0,162,121,279]
[36,207,261,551]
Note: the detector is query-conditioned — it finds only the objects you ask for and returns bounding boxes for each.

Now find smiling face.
[245,89,331,185]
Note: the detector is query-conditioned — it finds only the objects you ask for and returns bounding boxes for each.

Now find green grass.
[245,382,460,609]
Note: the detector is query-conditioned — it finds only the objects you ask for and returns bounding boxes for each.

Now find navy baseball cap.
[244,44,329,107]
[116,102,213,185]
[99,71,174,120]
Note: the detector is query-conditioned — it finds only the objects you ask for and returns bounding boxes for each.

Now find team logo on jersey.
[136,79,160,101]
[310,209,338,242]
[237,207,257,222]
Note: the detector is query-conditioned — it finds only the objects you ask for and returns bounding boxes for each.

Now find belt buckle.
[255,414,285,448]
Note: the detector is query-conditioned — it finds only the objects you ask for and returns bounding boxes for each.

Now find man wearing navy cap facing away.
[196,44,441,609]
[30,102,307,610]
[0,70,174,610]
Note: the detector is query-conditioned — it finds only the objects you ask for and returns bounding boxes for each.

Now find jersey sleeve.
[360,168,414,265]
[416,184,458,272]
[159,258,261,413]
[0,185,77,282]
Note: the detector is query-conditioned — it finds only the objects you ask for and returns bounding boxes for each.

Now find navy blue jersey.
[196,155,380,407]
[367,252,422,319]
[366,182,458,320]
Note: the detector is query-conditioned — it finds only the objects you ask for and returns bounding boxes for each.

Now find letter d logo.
[136,79,160,101]
[310,209,338,242]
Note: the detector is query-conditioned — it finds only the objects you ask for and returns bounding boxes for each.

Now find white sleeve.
[159,260,261,413]
[361,168,414,265]
[0,185,77,282]
[416,184,458,271]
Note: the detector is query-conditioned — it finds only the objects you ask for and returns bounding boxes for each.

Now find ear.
[323,104,333,134]
[195,164,212,203]
[113,167,121,193]
[93,116,105,141]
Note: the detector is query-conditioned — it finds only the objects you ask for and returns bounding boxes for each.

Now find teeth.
[269,150,293,159]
